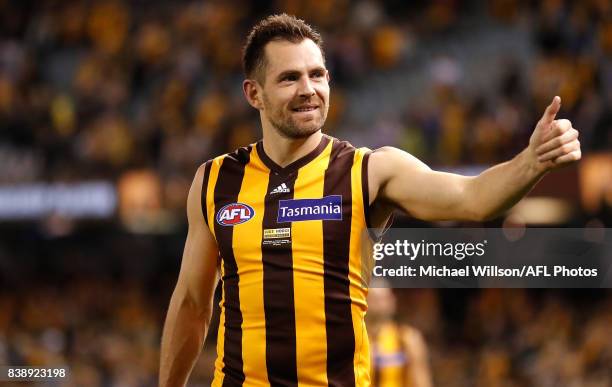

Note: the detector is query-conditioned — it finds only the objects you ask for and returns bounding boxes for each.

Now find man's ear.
[243,79,263,110]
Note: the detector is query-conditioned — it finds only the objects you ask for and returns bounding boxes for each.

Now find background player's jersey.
[371,322,409,387]
[202,135,373,386]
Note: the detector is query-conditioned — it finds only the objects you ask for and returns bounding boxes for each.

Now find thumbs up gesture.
[529,96,581,172]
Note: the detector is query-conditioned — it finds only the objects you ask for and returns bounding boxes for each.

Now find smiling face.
[253,39,330,139]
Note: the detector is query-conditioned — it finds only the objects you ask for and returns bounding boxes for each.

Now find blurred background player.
[367,282,432,387]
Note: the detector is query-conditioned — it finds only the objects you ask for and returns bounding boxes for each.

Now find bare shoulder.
[400,325,428,356]
[186,162,210,225]
[193,162,209,185]
[368,146,430,203]
[369,146,430,170]
[400,325,425,343]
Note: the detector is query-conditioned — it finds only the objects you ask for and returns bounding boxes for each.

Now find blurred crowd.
[1,0,611,386]
[1,0,610,216]
[400,288,612,387]
[1,272,610,386]
[0,280,161,386]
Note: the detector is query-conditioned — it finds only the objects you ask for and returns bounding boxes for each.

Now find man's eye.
[311,72,324,78]
[282,75,298,82]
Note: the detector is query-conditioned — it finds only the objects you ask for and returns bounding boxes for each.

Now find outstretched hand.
[529,96,581,173]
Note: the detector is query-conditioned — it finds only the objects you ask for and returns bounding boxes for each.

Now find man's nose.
[297,77,315,98]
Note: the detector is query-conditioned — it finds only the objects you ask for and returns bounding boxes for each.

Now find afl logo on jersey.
[216,203,255,226]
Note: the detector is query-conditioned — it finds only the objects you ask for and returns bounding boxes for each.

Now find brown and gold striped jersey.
[201,135,374,386]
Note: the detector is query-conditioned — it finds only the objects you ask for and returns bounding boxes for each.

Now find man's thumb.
[540,96,561,127]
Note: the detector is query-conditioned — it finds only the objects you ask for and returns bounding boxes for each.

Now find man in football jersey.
[367,284,432,387]
[159,14,581,387]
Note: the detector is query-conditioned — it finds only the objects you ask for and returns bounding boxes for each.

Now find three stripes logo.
[270,183,290,194]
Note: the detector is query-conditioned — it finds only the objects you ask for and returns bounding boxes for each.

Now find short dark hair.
[242,14,324,81]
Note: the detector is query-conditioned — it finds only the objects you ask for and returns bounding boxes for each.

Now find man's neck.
[261,128,323,168]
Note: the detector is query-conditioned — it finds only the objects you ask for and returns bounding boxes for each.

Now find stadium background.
[0,0,610,385]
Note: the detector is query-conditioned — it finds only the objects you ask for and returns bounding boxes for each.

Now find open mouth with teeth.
[292,106,318,112]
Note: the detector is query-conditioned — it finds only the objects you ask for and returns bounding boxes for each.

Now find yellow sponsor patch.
[263,227,291,239]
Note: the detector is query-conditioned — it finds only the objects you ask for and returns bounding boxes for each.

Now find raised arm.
[369,96,581,222]
[159,164,219,387]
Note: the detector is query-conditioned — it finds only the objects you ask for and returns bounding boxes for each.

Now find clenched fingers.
[536,125,579,155]
[538,139,580,162]
[541,119,572,143]
[553,149,582,165]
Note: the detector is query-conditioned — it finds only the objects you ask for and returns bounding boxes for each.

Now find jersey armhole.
[361,149,393,242]
[361,151,372,230]
[201,160,213,227]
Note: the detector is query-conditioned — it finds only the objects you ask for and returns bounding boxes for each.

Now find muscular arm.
[369,97,581,222]
[159,165,219,387]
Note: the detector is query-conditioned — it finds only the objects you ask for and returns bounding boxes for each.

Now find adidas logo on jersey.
[270,183,290,194]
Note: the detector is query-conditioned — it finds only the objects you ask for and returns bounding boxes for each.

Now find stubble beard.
[263,94,328,140]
